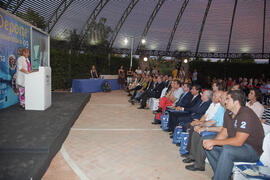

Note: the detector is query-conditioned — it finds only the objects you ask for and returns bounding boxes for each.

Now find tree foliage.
[16,8,46,31]
[85,17,112,46]
[51,17,112,54]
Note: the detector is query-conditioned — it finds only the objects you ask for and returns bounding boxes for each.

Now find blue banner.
[0,11,31,109]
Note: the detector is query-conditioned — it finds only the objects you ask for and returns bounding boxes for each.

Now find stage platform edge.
[0,92,90,180]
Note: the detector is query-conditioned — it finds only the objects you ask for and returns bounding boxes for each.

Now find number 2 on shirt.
[240,121,246,129]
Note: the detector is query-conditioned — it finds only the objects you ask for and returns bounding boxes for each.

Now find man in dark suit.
[164,75,173,94]
[169,89,213,134]
[174,83,193,107]
[167,84,202,132]
[138,76,165,109]
[144,76,154,91]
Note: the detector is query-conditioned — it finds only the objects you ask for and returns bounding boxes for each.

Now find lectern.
[25,66,51,110]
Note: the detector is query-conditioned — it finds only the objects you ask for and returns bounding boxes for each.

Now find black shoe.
[181,153,190,158]
[169,132,173,135]
[176,143,180,147]
[128,94,132,96]
[152,121,161,124]
[137,106,145,109]
[170,135,173,138]
[183,158,195,163]
[185,164,205,171]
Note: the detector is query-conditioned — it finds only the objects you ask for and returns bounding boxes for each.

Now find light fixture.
[179,46,187,51]
[143,57,148,62]
[141,39,146,44]
[209,47,217,52]
[241,47,250,53]
[124,38,128,45]
[184,59,188,63]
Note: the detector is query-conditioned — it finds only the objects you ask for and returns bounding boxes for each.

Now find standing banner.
[0,10,31,109]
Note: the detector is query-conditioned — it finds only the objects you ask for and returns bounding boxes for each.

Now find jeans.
[205,143,259,180]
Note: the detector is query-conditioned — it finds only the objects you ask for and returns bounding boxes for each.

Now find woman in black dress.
[90,65,98,78]
[118,65,125,90]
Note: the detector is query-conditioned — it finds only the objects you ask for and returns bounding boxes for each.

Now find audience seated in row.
[169,87,212,133]
[167,84,202,132]
[137,76,165,109]
[203,90,264,180]
[152,80,183,124]
[125,72,270,180]
[184,91,226,172]
[184,90,222,151]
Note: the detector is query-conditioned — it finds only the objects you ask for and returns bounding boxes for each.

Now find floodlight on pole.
[124,36,146,68]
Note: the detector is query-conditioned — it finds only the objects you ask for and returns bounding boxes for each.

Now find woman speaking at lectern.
[16,48,32,109]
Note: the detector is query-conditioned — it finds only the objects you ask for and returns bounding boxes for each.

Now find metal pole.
[262,0,266,54]
[225,0,238,61]
[130,37,134,68]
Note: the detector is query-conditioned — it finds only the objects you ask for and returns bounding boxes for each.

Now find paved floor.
[42,90,213,180]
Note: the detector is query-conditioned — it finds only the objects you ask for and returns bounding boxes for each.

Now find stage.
[0,92,90,180]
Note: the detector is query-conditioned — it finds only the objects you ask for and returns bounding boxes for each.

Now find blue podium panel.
[106,79,119,90]
[72,79,120,93]
[72,79,104,93]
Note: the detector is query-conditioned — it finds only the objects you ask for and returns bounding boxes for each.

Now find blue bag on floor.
[172,126,183,144]
[161,111,169,131]
[179,132,189,155]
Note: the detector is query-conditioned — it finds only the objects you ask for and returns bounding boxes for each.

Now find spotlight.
[141,39,146,44]
[143,57,148,62]
[184,59,188,63]
[124,38,128,45]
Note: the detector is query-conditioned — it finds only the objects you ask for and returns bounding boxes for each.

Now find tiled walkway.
[43,90,213,180]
